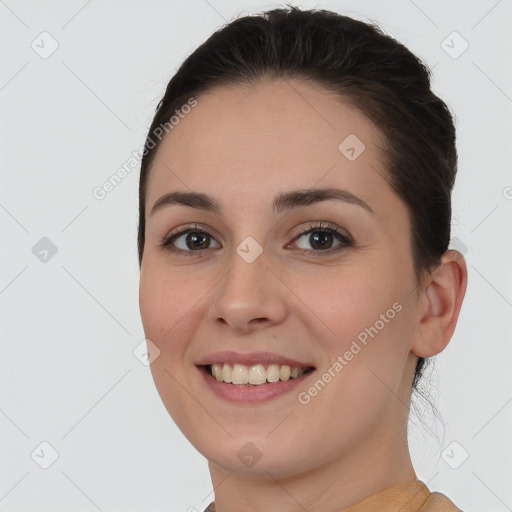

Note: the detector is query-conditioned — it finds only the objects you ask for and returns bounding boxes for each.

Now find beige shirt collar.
[340,480,461,511]
[203,480,461,512]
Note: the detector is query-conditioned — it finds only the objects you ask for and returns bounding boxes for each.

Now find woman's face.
[139,79,422,477]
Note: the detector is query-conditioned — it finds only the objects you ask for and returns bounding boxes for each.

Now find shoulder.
[419,491,462,511]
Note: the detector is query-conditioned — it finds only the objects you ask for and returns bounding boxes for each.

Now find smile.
[198,365,316,403]
[207,362,314,386]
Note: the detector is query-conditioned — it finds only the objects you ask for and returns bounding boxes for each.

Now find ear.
[411,249,468,358]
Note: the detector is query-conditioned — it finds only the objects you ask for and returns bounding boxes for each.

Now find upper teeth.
[209,363,307,385]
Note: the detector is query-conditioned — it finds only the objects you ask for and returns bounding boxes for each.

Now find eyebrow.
[149,187,375,217]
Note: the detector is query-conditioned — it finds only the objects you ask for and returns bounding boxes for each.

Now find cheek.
[296,263,397,343]
[139,264,198,355]
[139,267,196,420]
[298,264,410,385]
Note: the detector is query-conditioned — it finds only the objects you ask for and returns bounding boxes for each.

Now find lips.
[198,364,315,402]
[195,350,315,369]
[195,350,316,402]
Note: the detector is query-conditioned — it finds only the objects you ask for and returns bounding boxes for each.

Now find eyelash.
[159,221,354,257]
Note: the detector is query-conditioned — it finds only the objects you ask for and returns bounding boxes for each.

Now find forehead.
[145,78,394,218]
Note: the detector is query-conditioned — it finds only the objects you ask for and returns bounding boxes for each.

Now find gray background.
[1,0,511,510]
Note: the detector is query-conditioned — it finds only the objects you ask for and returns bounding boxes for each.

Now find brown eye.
[291,222,353,256]
[161,226,221,255]
[304,230,335,250]
[181,231,212,250]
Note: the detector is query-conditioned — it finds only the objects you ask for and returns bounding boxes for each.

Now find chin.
[198,435,311,478]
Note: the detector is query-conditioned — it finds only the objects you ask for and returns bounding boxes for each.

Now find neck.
[207,413,417,512]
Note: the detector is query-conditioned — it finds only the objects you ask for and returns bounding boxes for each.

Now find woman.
[137,6,467,511]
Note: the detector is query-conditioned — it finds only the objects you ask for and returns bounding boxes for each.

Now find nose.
[207,247,288,333]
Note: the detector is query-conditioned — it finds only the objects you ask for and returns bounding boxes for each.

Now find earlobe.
[411,250,468,359]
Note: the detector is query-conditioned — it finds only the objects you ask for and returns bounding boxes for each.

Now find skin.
[138,78,467,511]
